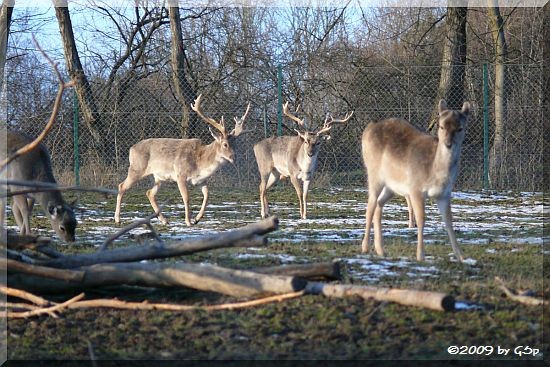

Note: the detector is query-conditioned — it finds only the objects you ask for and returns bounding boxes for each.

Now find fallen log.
[253,260,341,281]
[38,216,278,269]
[8,261,307,297]
[305,282,455,312]
[2,258,85,282]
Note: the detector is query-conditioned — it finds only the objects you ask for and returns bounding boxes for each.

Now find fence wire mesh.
[4,62,545,192]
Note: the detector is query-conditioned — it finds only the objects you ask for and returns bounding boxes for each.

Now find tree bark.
[53,1,108,161]
[487,0,508,187]
[253,261,341,281]
[0,0,13,88]
[428,5,467,131]
[168,6,198,138]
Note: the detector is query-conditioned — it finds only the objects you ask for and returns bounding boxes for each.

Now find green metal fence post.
[73,91,80,186]
[277,64,282,136]
[482,63,489,190]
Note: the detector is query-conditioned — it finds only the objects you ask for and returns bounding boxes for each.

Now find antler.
[282,101,305,127]
[230,102,251,137]
[316,110,354,136]
[191,94,226,134]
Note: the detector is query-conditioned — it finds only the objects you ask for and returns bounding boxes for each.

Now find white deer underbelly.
[188,164,221,186]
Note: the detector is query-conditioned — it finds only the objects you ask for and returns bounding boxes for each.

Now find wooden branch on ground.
[0,285,52,306]
[1,230,51,250]
[1,293,84,318]
[495,277,545,306]
[67,291,304,312]
[0,286,304,318]
[8,261,307,297]
[253,260,341,281]
[305,282,455,312]
[100,212,161,251]
[38,216,278,269]
[3,258,85,282]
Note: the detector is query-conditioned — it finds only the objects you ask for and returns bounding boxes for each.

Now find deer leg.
[146,180,168,225]
[289,176,304,219]
[302,180,311,219]
[260,172,278,219]
[176,177,192,227]
[408,191,426,261]
[115,172,140,224]
[194,185,209,224]
[12,195,31,235]
[437,198,464,263]
[405,195,416,228]
[362,184,382,253]
[373,187,393,257]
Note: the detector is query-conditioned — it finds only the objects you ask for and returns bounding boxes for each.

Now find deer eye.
[59,226,66,233]
[223,143,228,148]
[457,128,463,132]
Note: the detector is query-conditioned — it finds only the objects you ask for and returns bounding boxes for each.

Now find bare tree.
[53,1,106,154]
[168,6,198,138]
[0,0,13,88]
[487,0,508,184]
[428,5,468,131]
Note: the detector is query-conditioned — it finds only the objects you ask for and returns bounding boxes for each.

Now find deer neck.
[296,140,318,180]
[431,140,462,189]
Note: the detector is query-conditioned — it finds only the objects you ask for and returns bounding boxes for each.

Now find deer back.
[1,130,77,241]
[254,135,317,178]
[362,102,469,198]
[129,137,232,185]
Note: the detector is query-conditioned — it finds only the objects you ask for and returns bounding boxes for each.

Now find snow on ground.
[7,189,543,285]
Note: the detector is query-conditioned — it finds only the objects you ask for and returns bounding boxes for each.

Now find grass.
[4,186,547,361]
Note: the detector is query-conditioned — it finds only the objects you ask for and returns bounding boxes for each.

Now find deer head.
[283,101,354,157]
[191,94,251,163]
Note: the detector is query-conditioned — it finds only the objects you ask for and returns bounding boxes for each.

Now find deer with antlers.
[253,102,353,219]
[114,94,250,226]
[361,100,470,262]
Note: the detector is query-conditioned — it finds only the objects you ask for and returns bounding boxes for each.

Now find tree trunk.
[428,5,467,131]
[53,1,108,162]
[0,0,13,89]
[168,6,198,138]
[487,0,508,186]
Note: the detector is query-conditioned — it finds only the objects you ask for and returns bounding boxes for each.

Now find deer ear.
[461,102,470,116]
[438,99,448,114]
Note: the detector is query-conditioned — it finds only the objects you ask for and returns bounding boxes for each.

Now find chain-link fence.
[4,62,545,192]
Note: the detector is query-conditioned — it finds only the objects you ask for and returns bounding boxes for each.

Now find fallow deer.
[114,94,250,226]
[361,100,470,262]
[0,130,77,241]
[253,102,353,219]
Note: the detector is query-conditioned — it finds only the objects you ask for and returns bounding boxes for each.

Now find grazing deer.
[114,94,250,226]
[254,102,353,219]
[0,130,77,241]
[361,100,470,262]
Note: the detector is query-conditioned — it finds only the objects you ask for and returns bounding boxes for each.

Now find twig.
[495,277,545,306]
[100,212,160,251]
[67,291,305,311]
[2,293,84,318]
[0,286,52,306]
[0,36,74,173]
